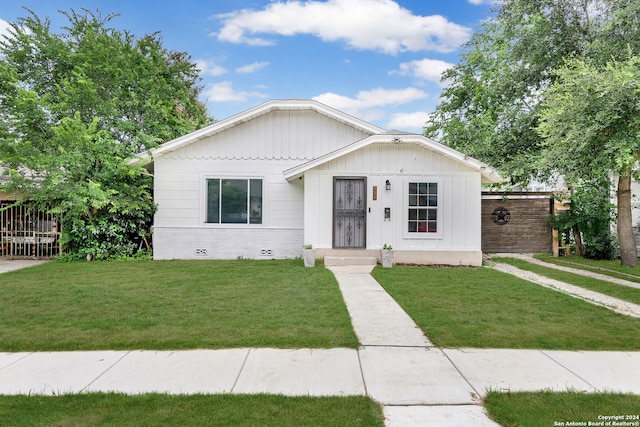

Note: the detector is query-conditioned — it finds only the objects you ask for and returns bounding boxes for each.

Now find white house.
[131,99,501,266]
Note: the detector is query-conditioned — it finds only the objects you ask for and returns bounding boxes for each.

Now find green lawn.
[372,265,640,350]
[484,391,640,427]
[0,259,359,351]
[0,393,384,427]
[494,257,640,305]
[535,254,640,283]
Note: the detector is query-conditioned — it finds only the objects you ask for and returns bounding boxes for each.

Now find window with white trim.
[206,179,262,224]
[408,182,438,233]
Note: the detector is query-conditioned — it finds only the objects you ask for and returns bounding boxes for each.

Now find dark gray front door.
[333,178,366,248]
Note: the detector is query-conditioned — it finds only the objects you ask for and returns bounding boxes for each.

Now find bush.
[584,231,619,260]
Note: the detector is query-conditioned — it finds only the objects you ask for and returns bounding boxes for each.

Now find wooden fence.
[481,192,554,253]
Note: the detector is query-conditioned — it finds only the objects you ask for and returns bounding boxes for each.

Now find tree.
[550,179,616,260]
[425,1,608,183]
[537,56,640,267]
[0,8,210,259]
[425,0,640,265]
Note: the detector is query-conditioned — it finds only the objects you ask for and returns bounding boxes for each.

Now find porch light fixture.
[385,180,391,191]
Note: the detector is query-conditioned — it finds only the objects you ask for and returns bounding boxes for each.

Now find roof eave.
[284,134,504,183]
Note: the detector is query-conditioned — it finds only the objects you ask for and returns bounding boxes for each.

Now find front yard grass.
[535,254,640,283]
[0,259,359,351]
[0,393,384,427]
[494,257,640,306]
[484,391,640,427]
[372,265,640,350]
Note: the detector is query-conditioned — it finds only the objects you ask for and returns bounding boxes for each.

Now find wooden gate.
[0,201,61,259]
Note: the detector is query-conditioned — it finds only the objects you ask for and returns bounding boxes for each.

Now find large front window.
[408,182,437,233]
[207,179,262,224]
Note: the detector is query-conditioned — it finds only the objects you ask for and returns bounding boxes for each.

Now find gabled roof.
[129,99,386,167]
[283,133,503,184]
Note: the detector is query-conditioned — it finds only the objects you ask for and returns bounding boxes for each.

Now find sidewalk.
[328,265,640,426]
[0,263,639,426]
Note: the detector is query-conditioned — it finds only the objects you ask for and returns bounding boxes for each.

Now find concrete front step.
[324,256,377,266]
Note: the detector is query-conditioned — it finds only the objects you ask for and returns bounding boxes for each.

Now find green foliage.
[426,0,640,265]
[583,232,618,261]
[537,55,640,181]
[0,8,211,258]
[549,180,618,260]
[537,55,640,265]
[427,0,640,184]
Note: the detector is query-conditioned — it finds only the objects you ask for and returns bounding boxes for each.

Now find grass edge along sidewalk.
[0,393,385,427]
[0,259,359,352]
[492,256,640,307]
[372,264,640,351]
[535,254,640,283]
[484,390,640,427]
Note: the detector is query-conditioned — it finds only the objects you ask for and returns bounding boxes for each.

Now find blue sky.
[1,0,493,133]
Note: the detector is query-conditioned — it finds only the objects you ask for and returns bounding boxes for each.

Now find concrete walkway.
[0,261,639,426]
[327,265,496,426]
[495,253,640,289]
[489,256,640,318]
[0,259,48,274]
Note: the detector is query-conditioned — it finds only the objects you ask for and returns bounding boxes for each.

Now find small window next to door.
[334,178,366,248]
[408,182,438,233]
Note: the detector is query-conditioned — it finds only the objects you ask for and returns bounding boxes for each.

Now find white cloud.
[0,18,10,36]
[0,17,32,40]
[467,0,494,4]
[392,58,453,85]
[203,81,268,102]
[236,61,270,74]
[214,0,472,54]
[0,18,16,40]
[195,59,228,76]
[313,87,427,123]
[387,111,430,132]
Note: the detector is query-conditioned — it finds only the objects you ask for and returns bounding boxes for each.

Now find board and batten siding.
[153,156,304,259]
[151,108,375,260]
[304,142,482,259]
[168,109,373,161]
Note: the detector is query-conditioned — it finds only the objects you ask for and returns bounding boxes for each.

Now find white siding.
[303,142,483,255]
[152,107,377,260]
[154,157,304,228]
[318,142,465,174]
[168,109,372,161]
[151,104,484,263]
